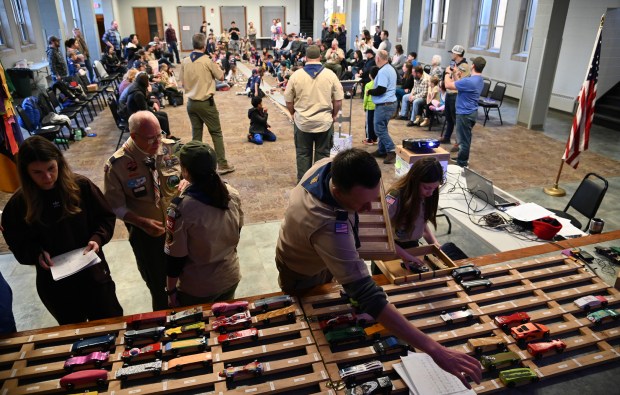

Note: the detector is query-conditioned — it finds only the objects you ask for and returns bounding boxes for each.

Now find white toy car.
[574,295,608,311]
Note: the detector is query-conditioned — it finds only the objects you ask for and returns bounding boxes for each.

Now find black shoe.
[439,138,451,144]
[372,150,387,158]
[406,121,415,127]
[397,116,408,120]
[383,152,396,164]
[168,135,181,142]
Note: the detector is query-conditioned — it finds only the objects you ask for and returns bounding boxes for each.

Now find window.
[370,0,382,29]
[360,0,368,31]
[396,0,404,42]
[0,20,6,49]
[10,0,31,45]
[474,0,506,51]
[520,0,537,53]
[425,0,450,43]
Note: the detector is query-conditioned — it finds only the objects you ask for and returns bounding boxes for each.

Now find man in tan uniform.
[103,111,183,311]
[275,148,482,390]
[284,45,343,182]
[180,33,235,175]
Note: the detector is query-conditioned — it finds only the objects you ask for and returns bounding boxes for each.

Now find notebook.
[463,167,516,207]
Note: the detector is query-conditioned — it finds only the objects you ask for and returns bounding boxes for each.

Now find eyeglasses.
[136,130,165,145]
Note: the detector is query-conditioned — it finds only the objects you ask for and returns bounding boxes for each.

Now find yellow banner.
[330,13,346,27]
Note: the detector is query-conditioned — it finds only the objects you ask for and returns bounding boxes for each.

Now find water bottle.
[75,129,82,141]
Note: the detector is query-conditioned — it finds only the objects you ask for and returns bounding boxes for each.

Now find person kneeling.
[247,96,276,145]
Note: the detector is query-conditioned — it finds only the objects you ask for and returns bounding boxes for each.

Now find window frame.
[9,0,35,50]
[468,0,506,57]
[0,3,13,52]
[423,0,450,48]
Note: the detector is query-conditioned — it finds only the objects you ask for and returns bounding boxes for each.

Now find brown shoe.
[419,118,430,127]
[371,150,387,158]
[383,152,396,164]
[217,164,236,175]
[450,144,459,153]
[413,115,421,124]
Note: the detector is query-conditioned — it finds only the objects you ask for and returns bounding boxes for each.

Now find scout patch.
[335,209,349,234]
[167,175,180,189]
[126,160,138,172]
[385,194,396,206]
[132,185,147,198]
[127,176,147,188]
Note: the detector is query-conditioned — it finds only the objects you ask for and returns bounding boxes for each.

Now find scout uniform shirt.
[275,158,369,285]
[103,137,181,222]
[164,184,243,297]
[386,190,426,243]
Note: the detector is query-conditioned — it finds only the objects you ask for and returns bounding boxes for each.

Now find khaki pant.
[187,98,229,167]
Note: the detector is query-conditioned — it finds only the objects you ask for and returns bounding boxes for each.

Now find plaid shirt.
[102,28,121,50]
[412,73,429,100]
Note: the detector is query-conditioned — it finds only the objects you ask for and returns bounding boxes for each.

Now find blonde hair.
[124,68,139,83]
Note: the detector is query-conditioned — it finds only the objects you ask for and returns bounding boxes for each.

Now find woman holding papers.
[1,137,123,325]
[386,157,443,271]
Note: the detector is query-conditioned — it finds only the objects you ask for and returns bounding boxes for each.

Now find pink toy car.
[217,328,259,347]
[121,343,163,362]
[64,351,110,372]
[212,310,253,333]
[211,301,249,316]
[527,339,567,359]
[59,369,108,390]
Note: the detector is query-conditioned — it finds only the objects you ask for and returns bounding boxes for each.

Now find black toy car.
[451,264,482,282]
[373,336,408,356]
[71,334,116,355]
[124,326,165,347]
[461,278,493,293]
[344,375,393,394]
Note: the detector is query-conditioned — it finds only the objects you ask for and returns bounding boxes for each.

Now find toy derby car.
[319,313,358,331]
[220,360,262,388]
[339,360,384,387]
[165,321,206,339]
[211,310,252,333]
[164,337,208,356]
[494,312,530,331]
[217,328,259,347]
[451,264,482,282]
[211,301,249,316]
[59,369,108,390]
[126,311,167,329]
[511,322,550,346]
[480,351,520,370]
[461,278,492,293]
[115,360,163,381]
[586,308,619,325]
[254,305,296,324]
[373,336,408,356]
[254,295,293,312]
[440,308,474,324]
[121,343,163,362]
[574,295,608,311]
[363,323,390,339]
[344,375,393,395]
[167,352,213,371]
[167,306,203,325]
[325,326,366,346]
[467,336,507,355]
[71,335,116,355]
[124,326,165,347]
[64,351,109,372]
[499,368,538,388]
[527,339,566,359]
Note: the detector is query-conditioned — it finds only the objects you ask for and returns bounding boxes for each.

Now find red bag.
[532,217,562,240]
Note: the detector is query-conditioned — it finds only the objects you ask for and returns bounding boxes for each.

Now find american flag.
[562,16,604,169]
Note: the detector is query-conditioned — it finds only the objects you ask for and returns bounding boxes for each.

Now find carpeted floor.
[1,66,619,254]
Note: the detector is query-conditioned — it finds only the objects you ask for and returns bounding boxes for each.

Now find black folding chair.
[479,81,506,126]
[108,98,129,149]
[15,106,69,150]
[40,91,85,130]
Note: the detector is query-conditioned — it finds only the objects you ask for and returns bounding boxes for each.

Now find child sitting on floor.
[247,96,276,145]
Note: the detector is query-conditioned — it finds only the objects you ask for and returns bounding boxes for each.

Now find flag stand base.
[544,183,566,197]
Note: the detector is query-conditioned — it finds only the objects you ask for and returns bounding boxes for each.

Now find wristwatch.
[165,287,177,296]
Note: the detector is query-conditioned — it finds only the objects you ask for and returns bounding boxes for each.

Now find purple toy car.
[64,351,110,372]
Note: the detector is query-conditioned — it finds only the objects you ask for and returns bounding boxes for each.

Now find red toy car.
[211,301,249,316]
[495,312,530,331]
[121,343,163,362]
[59,369,108,390]
[64,351,109,372]
[126,311,167,329]
[319,313,357,331]
[511,322,550,346]
[217,328,259,347]
[527,339,567,359]
[212,310,252,333]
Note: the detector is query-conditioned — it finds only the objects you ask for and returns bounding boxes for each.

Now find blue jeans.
[399,94,411,117]
[84,58,95,83]
[374,102,397,153]
[395,88,405,104]
[456,111,477,167]
[168,41,180,63]
[410,98,425,121]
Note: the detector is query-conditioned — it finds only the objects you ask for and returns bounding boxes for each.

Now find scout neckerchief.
[190,51,206,62]
[303,63,325,79]
[144,156,161,208]
[302,163,360,249]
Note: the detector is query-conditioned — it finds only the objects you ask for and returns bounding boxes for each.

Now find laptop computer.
[463,168,517,207]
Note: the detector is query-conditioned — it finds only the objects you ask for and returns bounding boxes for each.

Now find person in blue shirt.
[443,56,486,167]
[367,50,398,164]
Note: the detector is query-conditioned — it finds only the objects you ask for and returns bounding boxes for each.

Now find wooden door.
[133,8,150,45]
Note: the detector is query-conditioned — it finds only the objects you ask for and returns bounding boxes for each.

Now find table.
[28,61,50,91]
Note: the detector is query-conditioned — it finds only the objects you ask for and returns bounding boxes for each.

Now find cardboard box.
[374,244,456,284]
[394,145,449,177]
[87,83,98,92]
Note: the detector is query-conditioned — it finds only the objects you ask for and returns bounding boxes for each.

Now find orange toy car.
[511,322,550,347]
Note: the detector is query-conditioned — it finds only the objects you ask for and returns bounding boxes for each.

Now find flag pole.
[543,160,566,197]
[543,13,604,197]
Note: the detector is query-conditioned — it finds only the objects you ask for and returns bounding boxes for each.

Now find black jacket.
[47,46,68,78]
[124,82,150,117]
[248,107,269,135]
[361,57,376,85]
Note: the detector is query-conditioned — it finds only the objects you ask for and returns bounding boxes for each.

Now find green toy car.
[325,326,366,346]
[480,351,520,370]
[586,308,619,325]
[499,367,539,388]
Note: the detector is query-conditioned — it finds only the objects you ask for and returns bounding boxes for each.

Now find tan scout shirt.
[275,158,369,285]
[386,191,426,242]
[164,184,243,297]
[180,51,223,101]
[284,66,344,133]
[103,137,181,222]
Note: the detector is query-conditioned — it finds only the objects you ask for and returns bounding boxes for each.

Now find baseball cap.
[472,56,487,71]
[449,45,465,56]
[179,140,217,175]
[306,45,321,59]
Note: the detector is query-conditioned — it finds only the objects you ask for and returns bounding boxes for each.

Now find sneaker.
[413,115,421,124]
[217,164,236,175]
[383,152,396,164]
[397,116,408,121]
[450,144,459,153]
[371,150,387,158]
[419,118,430,127]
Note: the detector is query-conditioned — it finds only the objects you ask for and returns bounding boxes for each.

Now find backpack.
[18,96,41,129]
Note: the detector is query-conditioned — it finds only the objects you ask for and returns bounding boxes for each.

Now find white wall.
[412,0,620,113]
[113,0,300,47]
